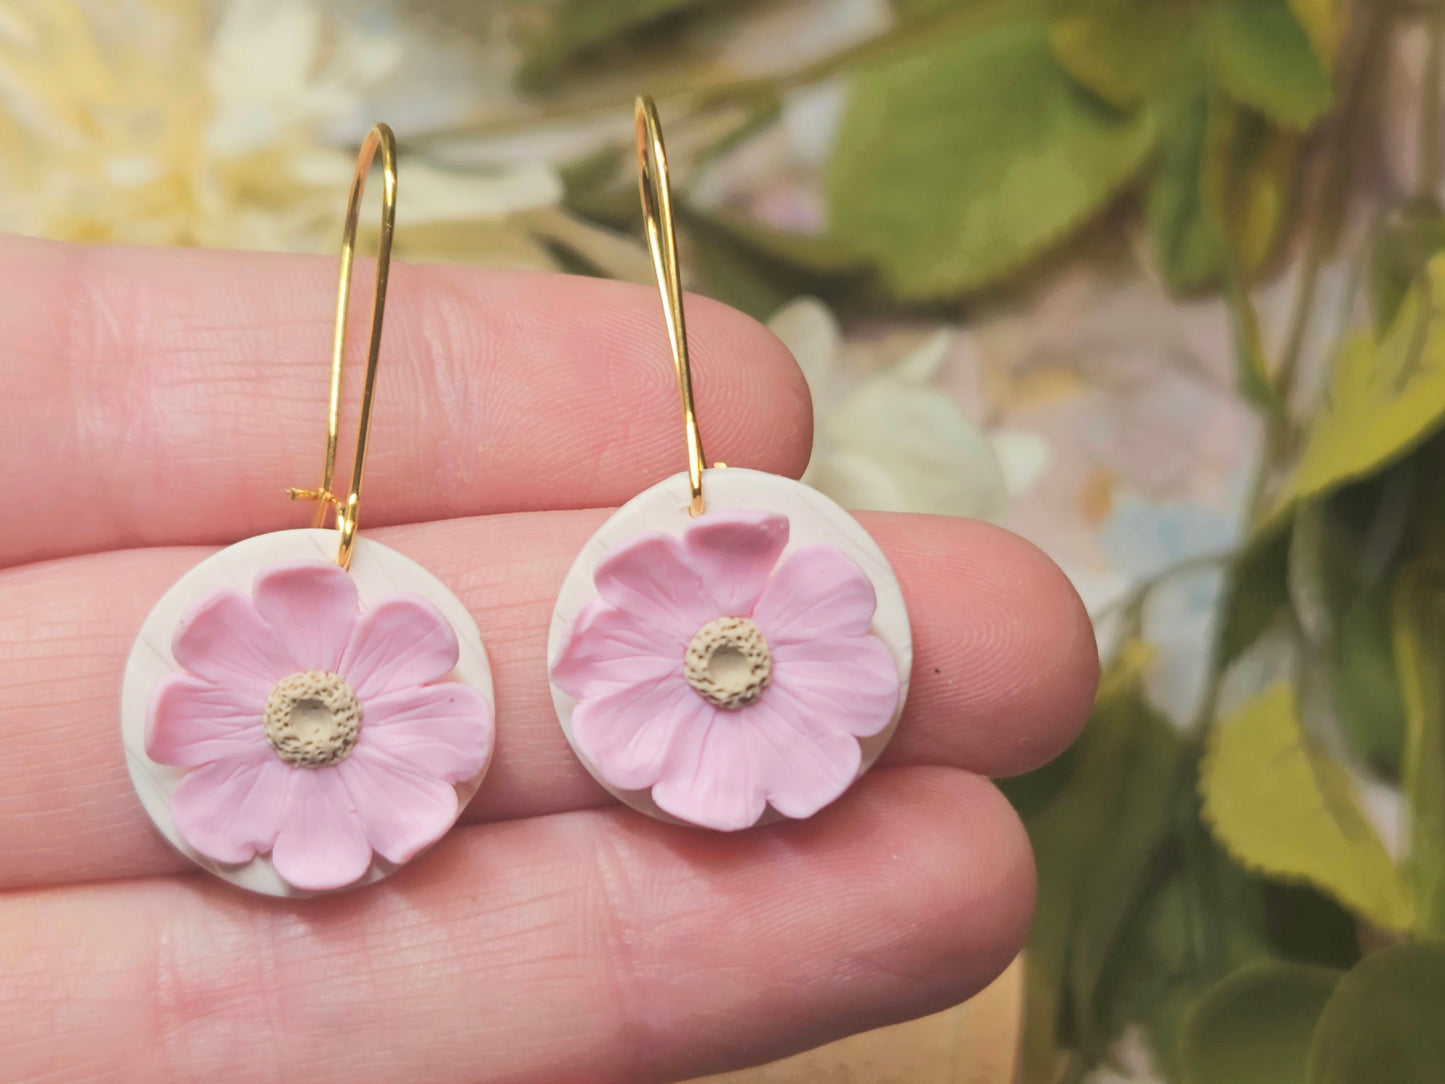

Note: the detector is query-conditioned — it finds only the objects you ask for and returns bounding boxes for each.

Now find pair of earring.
[120,101,914,898]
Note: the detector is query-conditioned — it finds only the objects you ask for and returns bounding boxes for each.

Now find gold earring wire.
[288,122,398,570]
[635,95,712,517]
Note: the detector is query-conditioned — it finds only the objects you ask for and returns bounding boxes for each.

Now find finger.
[0,236,810,567]
[0,511,1096,887]
[0,767,1033,1084]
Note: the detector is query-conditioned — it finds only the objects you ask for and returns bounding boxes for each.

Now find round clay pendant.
[548,468,911,830]
[121,529,495,896]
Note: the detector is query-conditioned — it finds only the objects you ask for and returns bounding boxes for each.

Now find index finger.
[0,237,811,568]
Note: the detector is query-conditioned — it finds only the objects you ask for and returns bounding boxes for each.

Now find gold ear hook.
[635,95,710,517]
[289,122,398,570]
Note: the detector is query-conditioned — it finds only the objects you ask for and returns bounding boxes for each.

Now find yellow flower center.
[263,671,361,769]
[684,617,773,711]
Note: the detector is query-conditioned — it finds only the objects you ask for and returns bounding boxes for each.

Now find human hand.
[0,237,1097,1083]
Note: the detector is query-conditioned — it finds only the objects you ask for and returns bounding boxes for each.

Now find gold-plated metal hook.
[289,122,398,571]
[635,95,709,516]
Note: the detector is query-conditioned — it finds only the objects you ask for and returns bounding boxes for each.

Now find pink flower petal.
[594,533,715,639]
[750,544,878,646]
[269,770,373,892]
[146,672,269,767]
[339,596,460,700]
[252,561,360,672]
[748,683,865,819]
[360,683,493,782]
[649,688,864,829]
[771,636,900,738]
[337,748,461,865]
[650,713,767,831]
[551,599,685,699]
[681,510,789,615]
[572,674,702,791]
[170,756,293,865]
[172,589,294,702]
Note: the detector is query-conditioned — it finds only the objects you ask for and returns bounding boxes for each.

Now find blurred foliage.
[826,11,1156,300]
[10,0,1445,1079]
[1200,683,1413,931]
[1179,963,1340,1084]
[487,0,1445,1079]
[515,0,1351,316]
[1305,943,1445,1083]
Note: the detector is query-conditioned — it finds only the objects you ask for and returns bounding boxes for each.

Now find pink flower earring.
[121,126,495,895]
[546,99,912,832]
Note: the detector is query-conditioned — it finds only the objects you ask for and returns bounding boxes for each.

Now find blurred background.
[4,0,1444,1081]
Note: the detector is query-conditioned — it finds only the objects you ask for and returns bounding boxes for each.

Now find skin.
[0,235,1098,1084]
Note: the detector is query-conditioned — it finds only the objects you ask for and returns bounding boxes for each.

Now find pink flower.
[551,509,900,830]
[146,561,493,892]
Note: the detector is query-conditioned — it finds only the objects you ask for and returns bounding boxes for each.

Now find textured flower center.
[263,671,361,769]
[684,617,773,711]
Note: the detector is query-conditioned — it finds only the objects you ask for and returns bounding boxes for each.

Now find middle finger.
[0,509,1096,888]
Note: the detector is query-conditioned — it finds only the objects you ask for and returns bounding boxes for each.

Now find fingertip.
[396,265,814,493]
[865,514,1099,777]
[980,527,1099,776]
[684,291,814,481]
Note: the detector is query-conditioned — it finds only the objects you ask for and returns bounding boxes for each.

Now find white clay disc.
[548,468,912,827]
[121,529,494,897]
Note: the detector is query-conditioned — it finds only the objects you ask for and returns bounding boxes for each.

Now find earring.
[546,98,912,832]
[121,126,496,896]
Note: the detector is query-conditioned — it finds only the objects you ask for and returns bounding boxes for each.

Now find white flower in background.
[207,0,400,154]
[768,297,1049,520]
[0,0,562,254]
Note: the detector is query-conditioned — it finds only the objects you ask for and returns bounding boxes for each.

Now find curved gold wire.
[288,122,398,570]
[635,95,709,516]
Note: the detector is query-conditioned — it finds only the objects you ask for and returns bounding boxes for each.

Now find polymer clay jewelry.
[546,98,911,831]
[120,126,495,895]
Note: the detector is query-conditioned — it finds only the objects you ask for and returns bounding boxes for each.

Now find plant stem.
[1090,550,1233,627]
[1275,0,1402,412]
[405,0,1043,146]
[1420,3,1445,202]
[1186,2,1404,740]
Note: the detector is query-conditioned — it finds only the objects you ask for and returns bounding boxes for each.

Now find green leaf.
[1369,202,1445,332]
[1208,111,1293,408]
[517,0,726,89]
[1100,866,1219,1077]
[1277,258,1445,510]
[1066,695,1183,1051]
[1285,0,1343,66]
[1094,802,1306,1076]
[1332,583,1410,776]
[1202,98,1305,281]
[1393,562,1445,937]
[1224,251,1284,411]
[1200,683,1414,931]
[1208,0,1333,128]
[1287,476,1417,776]
[1258,881,1362,971]
[1151,91,1303,294]
[1182,962,1341,1084]
[1149,88,1226,291]
[891,0,984,18]
[1217,516,1293,667]
[1048,0,1195,108]
[1005,643,1181,1080]
[681,208,874,321]
[559,145,634,229]
[827,14,1155,300]
[1307,944,1445,1084]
